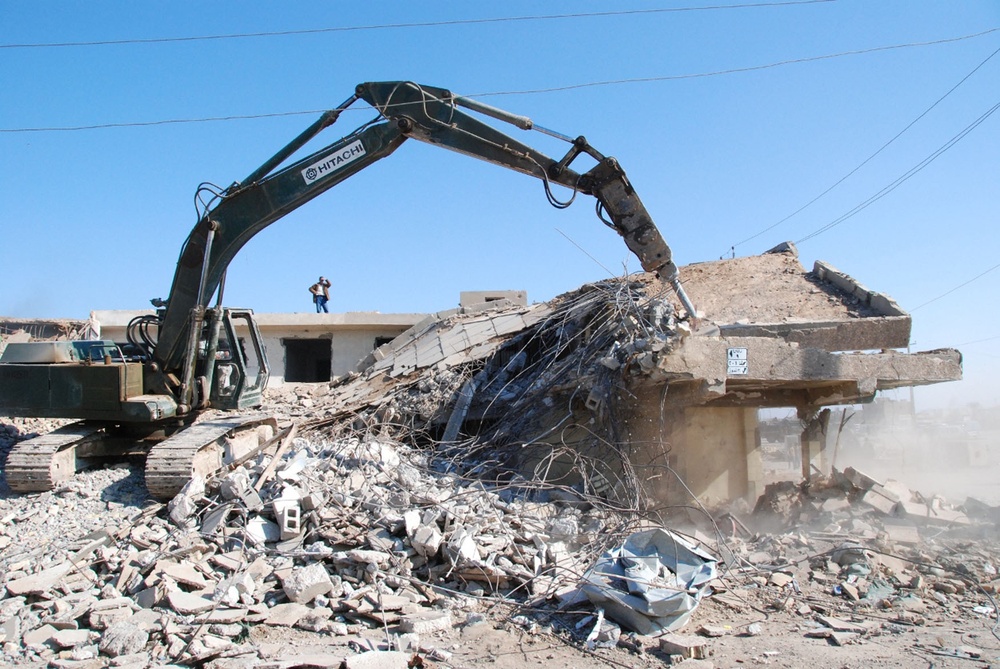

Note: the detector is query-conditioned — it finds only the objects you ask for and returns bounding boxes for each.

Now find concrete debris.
[0,258,988,667]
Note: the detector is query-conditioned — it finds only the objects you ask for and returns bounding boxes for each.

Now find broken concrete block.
[896,501,970,526]
[769,572,794,588]
[861,489,899,515]
[443,527,480,564]
[134,585,162,609]
[697,624,729,637]
[88,598,137,630]
[295,607,333,632]
[219,469,251,500]
[167,475,205,525]
[99,621,148,657]
[344,650,410,669]
[166,591,215,615]
[154,560,213,589]
[4,562,73,596]
[398,610,452,635]
[659,634,708,660]
[245,515,281,544]
[282,563,334,604]
[232,572,256,597]
[302,492,325,511]
[815,615,877,634]
[411,525,443,558]
[265,602,311,627]
[50,629,93,649]
[22,623,58,648]
[276,504,302,539]
[403,509,421,537]
[881,518,921,544]
[842,467,880,490]
[829,631,860,646]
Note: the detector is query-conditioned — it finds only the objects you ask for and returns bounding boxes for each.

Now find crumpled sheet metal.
[581,528,717,635]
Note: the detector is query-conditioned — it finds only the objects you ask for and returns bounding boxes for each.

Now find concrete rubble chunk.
[22,623,59,648]
[295,607,333,632]
[398,610,452,635]
[344,650,411,669]
[166,590,216,615]
[4,561,74,596]
[660,634,708,660]
[99,621,149,657]
[282,562,334,604]
[443,527,480,564]
[411,525,443,558]
[245,515,281,544]
[155,559,213,589]
[51,628,94,649]
[265,602,311,627]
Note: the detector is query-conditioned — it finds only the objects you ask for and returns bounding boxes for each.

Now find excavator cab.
[207,308,269,411]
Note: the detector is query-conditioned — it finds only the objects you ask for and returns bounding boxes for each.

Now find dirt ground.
[234,588,1000,669]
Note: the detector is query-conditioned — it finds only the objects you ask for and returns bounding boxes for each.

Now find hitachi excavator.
[0,81,696,500]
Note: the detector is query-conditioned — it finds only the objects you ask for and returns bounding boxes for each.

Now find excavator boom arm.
[155,80,692,391]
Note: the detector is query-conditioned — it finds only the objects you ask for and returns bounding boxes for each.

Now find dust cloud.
[759,399,1000,506]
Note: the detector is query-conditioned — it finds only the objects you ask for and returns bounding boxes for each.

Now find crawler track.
[5,424,104,492]
[4,415,277,500]
[145,415,276,500]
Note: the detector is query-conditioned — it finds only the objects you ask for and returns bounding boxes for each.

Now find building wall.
[259,326,416,383]
[90,310,425,388]
[625,386,762,508]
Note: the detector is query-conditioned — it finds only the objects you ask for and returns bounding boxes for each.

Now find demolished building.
[0,245,961,511]
[0,245,971,666]
[279,244,961,512]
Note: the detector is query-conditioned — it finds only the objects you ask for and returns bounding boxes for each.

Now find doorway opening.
[283,338,332,382]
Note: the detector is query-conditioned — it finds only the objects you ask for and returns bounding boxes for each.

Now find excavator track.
[144,414,277,501]
[4,415,277,500]
[5,424,105,492]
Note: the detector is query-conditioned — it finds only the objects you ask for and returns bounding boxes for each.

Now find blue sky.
[2,1,998,409]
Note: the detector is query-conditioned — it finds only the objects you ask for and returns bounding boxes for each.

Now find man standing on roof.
[309,276,331,313]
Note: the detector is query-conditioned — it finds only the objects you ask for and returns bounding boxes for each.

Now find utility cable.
[910,261,1000,312]
[731,42,1000,253]
[2,28,997,134]
[0,2,836,49]
[954,333,1000,347]
[795,98,1000,244]
[466,28,999,99]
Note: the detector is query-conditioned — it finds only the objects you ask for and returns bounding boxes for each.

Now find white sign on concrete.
[727,347,748,376]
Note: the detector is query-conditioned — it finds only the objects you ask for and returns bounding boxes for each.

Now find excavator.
[0,81,696,500]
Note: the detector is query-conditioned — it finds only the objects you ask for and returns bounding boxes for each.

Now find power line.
[795,98,1000,244]
[2,28,996,134]
[466,28,999,98]
[731,42,1000,253]
[0,110,330,133]
[0,2,835,49]
[910,261,1000,312]
[955,333,1000,347]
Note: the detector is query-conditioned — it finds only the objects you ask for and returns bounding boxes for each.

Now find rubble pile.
[685,466,1000,663]
[5,423,1000,667]
[2,416,692,667]
[273,277,685,504]
[0,264,996,667]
